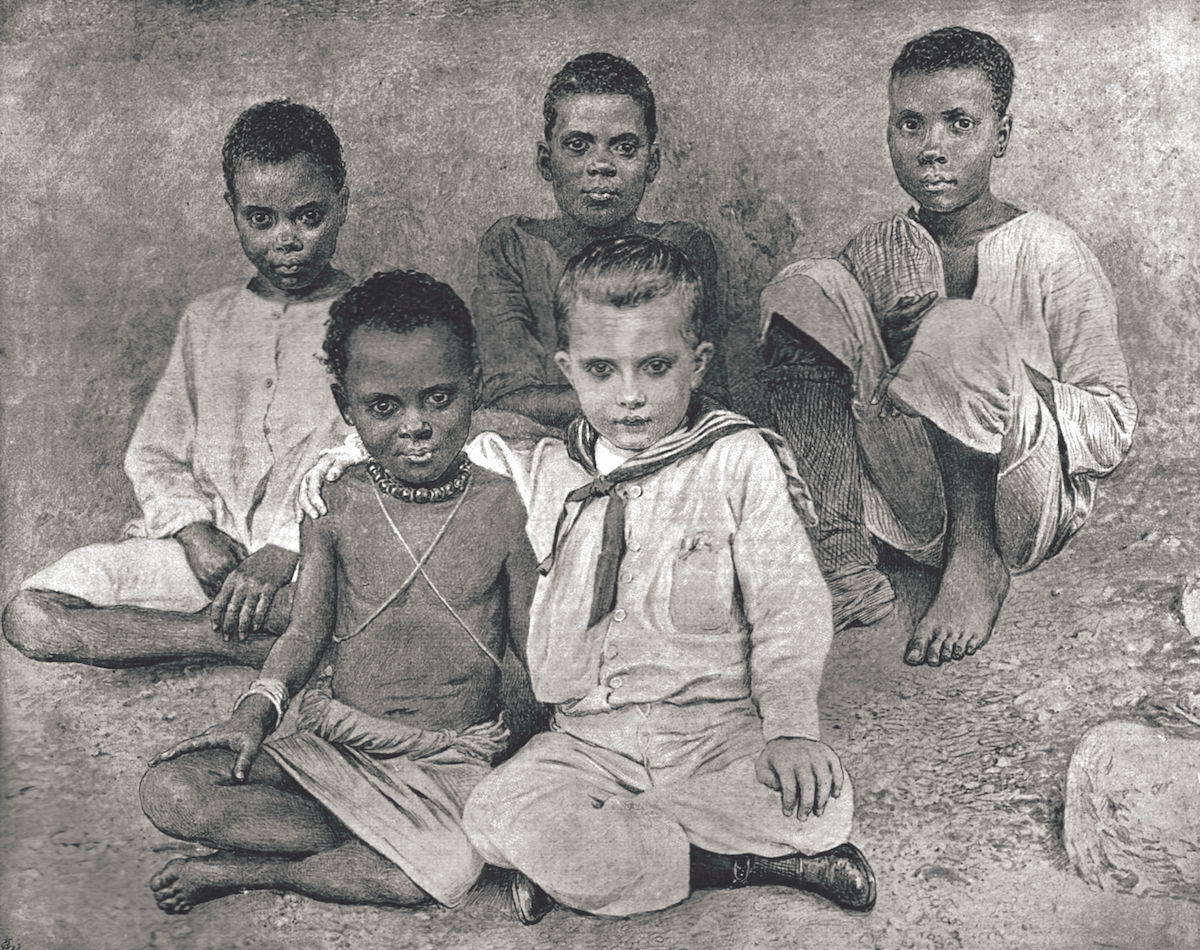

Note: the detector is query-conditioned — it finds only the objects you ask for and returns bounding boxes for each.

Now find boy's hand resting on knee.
[150,697,275,783]
[209,544,298,641]
[176,523,247,599]
[295,435,368,521]
[755,737,845,819]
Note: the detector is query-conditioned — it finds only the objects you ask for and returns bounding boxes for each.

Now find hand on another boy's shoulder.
[755,736,845,820]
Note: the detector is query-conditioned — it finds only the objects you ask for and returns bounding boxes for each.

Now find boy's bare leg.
[150,840,428,913]
[905,423,1010,667]
[141,748,345,855]
[1,587,289,668]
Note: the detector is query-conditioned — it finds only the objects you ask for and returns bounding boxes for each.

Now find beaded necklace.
[366,455,471,504]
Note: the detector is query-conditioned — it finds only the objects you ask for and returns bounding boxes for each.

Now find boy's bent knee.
[2,589,83,662]
[139,753,226,840]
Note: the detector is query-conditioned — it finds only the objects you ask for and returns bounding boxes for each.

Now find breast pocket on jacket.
[667,531,734,632]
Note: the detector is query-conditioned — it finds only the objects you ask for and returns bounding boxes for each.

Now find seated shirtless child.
[753,27,1136,664]
[3,99,354,667]
[474,51,727,434]
[304,237,875,918]
[140,270,547,922]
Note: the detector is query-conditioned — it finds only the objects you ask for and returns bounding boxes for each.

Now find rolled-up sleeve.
[1043,233,1137,478]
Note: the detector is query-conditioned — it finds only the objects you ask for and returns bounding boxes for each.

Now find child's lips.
[584,189,620,202]
[919,177,955,192]
[398,447,436,464]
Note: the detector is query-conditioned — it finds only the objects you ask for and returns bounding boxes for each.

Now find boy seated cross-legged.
[473,51,728,436]
[303,237,876,918]
[140,270,548,923]
[752,27,1136,666]
[3,100,356,667]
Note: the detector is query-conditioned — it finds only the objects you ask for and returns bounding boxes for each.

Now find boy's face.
[539,93,661,233]
[554,289,712,452]
[334,324,477,485]
[226,153,348,296]
[887,67,1011,215]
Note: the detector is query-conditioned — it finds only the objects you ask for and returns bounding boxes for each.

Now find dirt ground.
[2,396,1197,950]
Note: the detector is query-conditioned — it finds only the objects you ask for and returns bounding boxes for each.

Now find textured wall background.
[2,0,1197,593]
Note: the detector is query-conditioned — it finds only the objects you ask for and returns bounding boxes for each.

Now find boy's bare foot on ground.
[150,855,243,914]
[904,537,1009,667]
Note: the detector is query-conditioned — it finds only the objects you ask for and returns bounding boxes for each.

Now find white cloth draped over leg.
[760,259,1079,573]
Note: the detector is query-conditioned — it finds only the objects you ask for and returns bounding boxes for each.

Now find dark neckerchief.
[542,397,757,628]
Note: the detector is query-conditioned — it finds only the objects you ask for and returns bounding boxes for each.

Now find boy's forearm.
[491,385,579,429]
[259,627,328,696]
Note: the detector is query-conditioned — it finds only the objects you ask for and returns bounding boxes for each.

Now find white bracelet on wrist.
[234,678,289,730]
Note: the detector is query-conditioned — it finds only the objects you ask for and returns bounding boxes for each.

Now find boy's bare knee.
[140,755,218,840]
[2,589,79,662]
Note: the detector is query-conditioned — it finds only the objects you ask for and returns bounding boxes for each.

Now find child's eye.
[298,209,324,227]
[586,362,614,379]
[563,137,589,154]
[898,118,920,133]
[369,399,397,417]
[248,212,273,229]
[644,359,671,376]
[612,142,638,158]
[425,391,454,408]
[953,117,976,132]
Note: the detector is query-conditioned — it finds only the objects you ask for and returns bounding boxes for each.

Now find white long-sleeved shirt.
[838,210,1137,481]
[469,428,833,744]
[124,284,349,553]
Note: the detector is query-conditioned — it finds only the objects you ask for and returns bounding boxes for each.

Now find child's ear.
[331,383,354,426]
[690,341,715,389]
[336,185,350,225]
[645,143,661,184]
[553,350,574,383]
[994,113,1013,159]
[537,142,554,183]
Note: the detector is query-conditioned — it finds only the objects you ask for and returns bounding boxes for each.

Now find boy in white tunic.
[3,100,354,667]
[752,27,1136,667]
[300,236,876,917]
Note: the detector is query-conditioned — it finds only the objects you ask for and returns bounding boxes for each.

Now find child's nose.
[919,128,949,164]
[396,409,432,439]
[618,384,646,409]
[274,222,302,250]
[587,155,617,176]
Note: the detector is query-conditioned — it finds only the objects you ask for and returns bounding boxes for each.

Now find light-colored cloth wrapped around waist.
[294,687,510,763]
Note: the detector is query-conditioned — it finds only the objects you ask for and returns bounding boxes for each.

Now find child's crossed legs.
[464,701,856,917]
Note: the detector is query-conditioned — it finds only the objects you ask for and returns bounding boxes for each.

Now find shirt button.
[610,676,624,689]
[604,642,618,659]
[621,571,633,584]
[612,608,627,622]
[265,379,274,389]
[627,484,643,498]
[627,539,641,552]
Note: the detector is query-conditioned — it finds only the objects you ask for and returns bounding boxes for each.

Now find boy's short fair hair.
[543,52,657,142]
[554,235,704,351]
[222,99,347,194]
[323,270,478,384]
[891,27,1014,117]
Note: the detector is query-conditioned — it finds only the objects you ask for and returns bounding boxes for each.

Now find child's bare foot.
[149,855,243,914]
[904,537,1009,667]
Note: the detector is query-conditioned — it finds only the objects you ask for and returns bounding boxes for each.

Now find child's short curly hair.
[554,235,704,352]
[891,27,1015,117]
[222,99,346,194]
[323,270,477,385]
[543,52,657,142]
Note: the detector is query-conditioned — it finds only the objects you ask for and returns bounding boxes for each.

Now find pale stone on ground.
[1064,719,1200,902]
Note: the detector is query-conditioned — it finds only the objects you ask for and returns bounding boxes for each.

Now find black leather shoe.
[510,873,554,925]
[801,843,876,911]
